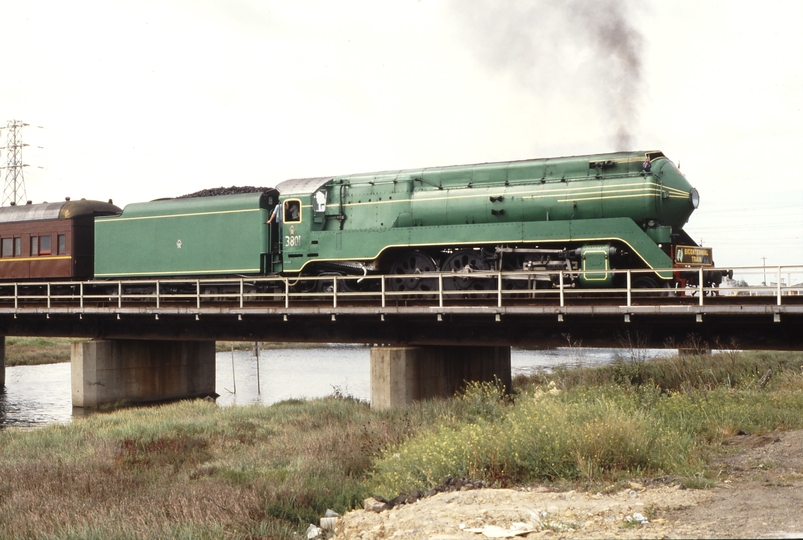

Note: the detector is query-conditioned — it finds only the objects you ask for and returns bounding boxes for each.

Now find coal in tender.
[178,186,273,198]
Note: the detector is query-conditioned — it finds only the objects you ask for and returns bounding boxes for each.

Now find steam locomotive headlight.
[689,188,700,209]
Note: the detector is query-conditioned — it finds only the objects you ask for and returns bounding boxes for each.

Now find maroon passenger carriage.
[0,199,121,281]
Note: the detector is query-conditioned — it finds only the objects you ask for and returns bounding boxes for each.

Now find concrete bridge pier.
[370,345,511,409]
[71,339,216,408]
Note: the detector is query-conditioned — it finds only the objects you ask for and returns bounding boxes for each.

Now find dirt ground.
[332,430,803,539]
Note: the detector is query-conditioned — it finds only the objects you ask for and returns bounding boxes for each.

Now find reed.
[544,350,803,392]
[4,336,77,366]
[0,395,420,539]
[2,350,802,538]
[370,353,803,498]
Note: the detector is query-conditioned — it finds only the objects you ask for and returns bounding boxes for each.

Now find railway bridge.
[1,265,801,409]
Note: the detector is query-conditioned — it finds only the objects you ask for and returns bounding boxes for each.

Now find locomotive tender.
[0,151,722,292]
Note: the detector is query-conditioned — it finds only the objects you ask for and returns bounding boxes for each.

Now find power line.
[0,120,29,206]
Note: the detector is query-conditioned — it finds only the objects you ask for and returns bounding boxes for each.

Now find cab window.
[284,200,301,222]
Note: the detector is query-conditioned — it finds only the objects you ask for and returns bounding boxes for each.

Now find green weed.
[2,349,803,538]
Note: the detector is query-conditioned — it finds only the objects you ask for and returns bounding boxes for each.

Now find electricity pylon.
[1,120,29,206]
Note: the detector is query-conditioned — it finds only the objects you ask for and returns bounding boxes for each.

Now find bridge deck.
[0,268,801,349]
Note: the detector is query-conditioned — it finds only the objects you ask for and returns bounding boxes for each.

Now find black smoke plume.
[452,0,644,151]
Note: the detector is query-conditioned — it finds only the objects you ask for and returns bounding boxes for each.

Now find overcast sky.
[1,0,801,282]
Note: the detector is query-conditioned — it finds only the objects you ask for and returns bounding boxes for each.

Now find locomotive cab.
[273,177,335,275]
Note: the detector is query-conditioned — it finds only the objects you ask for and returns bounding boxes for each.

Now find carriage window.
[284,200,301,222]
[39,235,52,255]
[58,235,66,255]
[14,237,21,256]
[1,238,11,258]
[31,236,38,256]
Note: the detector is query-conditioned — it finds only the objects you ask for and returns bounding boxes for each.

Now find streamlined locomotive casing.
[275,151,700,281]
[0,199,121,280]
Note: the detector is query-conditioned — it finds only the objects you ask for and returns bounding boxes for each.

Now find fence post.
[626,270,631,307]
[698,267,704,306]
[498,271,503,308]
[777,267,782,306]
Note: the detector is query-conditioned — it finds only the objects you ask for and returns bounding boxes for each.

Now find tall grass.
[4,336,77,366]
[548,350,803,392]
[2,350,802,538]
[0,388,472,538]
[0,396,435,539]
[369,352,803,498]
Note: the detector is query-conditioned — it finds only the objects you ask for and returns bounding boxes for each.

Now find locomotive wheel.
[632,275,659,289]
[500,259,529,291]
[441,250,493,292]
[290,277,318,294]
[316,273,358,294]
[388,250,438,292]
[316,273,338,294]
[631,275,672,297]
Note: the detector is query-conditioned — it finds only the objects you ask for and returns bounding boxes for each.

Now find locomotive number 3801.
[284,234,302,247]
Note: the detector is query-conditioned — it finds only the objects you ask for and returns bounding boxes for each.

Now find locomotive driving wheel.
[632,275,659,289]
[441,249,493,292]
[631,274,672,298]
[388,250,438,292]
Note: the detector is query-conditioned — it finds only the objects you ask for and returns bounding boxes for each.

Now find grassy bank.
[1,350,802,538]
[215,341,364,352]
[1,338,352,367]
[3,337,76,366]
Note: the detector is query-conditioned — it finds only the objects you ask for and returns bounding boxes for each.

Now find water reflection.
[1,346,672,428]
[0,362,73,428]
[215,346,371,407]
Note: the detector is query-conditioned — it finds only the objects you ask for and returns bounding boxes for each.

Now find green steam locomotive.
[93,150,721,292]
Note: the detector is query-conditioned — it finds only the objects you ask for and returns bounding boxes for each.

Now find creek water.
[0,345,670,429]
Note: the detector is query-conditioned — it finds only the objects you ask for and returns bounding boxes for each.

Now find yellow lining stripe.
[528,187,661,201]
[0,255,71,263]
[557,193,687,204]
[336,180,690,208]
[96,208,262,224]
[283,235,672,278]
[95,267,261,278]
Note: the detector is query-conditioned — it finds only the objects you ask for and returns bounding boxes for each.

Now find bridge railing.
[0,265,800,312]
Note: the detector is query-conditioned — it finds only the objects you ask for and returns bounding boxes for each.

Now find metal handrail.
[0,265,800,312]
